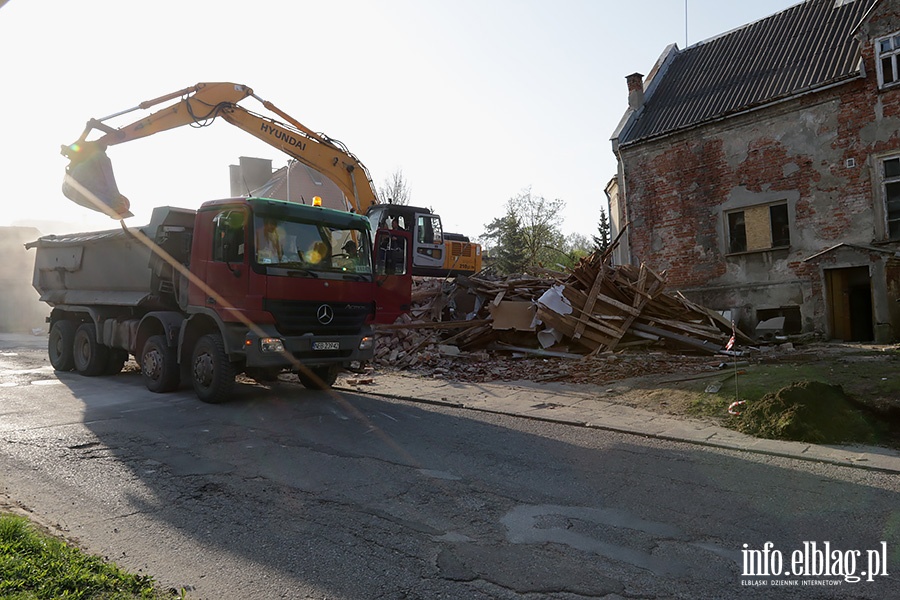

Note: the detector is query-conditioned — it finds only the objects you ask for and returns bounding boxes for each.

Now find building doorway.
[825,266,873,341]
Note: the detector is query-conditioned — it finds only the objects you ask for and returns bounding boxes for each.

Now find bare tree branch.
[377,169,411,205]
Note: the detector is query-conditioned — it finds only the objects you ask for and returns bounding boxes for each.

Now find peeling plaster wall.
[616,4,900,336]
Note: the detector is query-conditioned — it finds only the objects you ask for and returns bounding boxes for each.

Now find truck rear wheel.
[73,323,109,377]
[141,335,180,393]
[191,334,235,403]
[297,365,340,390]
[48,320,76,371]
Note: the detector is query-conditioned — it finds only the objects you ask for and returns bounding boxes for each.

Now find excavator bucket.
[61,142,132,218]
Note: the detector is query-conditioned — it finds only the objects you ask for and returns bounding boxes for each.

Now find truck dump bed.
[26,206,195,308]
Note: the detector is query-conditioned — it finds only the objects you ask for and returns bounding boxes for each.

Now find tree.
[377,168,411,205]
[593,209,611,252]
[481,188,566,274]
[481,208,527,274]
[561,232,594,267]
[514,188,566,269]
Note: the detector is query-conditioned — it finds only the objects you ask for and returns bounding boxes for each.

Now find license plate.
[312,341,340,351]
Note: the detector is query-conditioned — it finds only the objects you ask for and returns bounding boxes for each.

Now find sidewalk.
[337,372,900,474]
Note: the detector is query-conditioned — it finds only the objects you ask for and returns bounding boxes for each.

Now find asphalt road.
[1,341,899,599]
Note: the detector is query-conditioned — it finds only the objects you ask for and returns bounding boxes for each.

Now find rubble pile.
[371,278,465,368]
[370,313,432,369]
[536,249,750,355]
[441,274,554,351]
[373,246,751,373]
[372,273,556,367]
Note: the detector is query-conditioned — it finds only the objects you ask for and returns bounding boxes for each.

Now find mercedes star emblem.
[317,304,334,325]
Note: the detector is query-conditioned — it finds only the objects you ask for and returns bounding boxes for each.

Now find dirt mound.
[726,380,882,444]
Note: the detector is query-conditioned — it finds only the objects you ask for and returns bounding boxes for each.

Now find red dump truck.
[27,197,412,403]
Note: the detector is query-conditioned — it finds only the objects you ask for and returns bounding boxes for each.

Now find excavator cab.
[61,141,132,218]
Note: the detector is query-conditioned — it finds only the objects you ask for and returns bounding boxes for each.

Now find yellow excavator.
[61,82,481,277]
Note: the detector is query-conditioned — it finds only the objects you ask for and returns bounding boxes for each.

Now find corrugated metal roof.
[619,0,878,146]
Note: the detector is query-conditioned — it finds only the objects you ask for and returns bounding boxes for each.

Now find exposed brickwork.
[622,138,731,288]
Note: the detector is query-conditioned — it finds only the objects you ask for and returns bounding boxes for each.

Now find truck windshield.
[253,215,372,276]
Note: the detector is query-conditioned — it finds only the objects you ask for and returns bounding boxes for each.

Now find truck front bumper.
[240,327,375,369]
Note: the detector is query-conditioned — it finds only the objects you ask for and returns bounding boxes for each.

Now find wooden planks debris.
[533,247,745,355]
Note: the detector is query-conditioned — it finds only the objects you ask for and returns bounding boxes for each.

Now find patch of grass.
[0,512,169,599]
[687,392,731,417]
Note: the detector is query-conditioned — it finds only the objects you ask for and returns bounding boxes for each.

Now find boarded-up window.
[726,203,790,253]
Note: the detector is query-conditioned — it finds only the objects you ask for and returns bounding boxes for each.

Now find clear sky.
[1,0,801,238]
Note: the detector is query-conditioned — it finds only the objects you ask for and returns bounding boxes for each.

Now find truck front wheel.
[141,335,180,393]
[73,323,109,377]
[191,334,235,404]
[48,320,76,371]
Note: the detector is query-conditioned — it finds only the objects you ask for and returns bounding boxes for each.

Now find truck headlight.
[358,336,374,351]
[260,338,285,353]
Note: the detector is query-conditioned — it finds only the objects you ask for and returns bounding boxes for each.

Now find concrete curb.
[337,376,900,475]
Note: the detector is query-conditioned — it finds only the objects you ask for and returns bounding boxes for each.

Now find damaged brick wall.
[616,2,900,337]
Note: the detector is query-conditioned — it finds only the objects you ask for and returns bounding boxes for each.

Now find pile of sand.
[727,381,882,444]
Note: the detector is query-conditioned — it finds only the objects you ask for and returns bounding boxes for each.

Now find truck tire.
[48,320,76,372]
[141,335,180,393]
[297,365,340,390]
[191,334,235,404]
[73,323,109,377]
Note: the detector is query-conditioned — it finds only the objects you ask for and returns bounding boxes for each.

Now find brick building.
[610,0,900,342]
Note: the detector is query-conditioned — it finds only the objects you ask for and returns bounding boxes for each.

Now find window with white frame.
[726,202,790,254]
[876,32,900,88]
[883,156,900,239]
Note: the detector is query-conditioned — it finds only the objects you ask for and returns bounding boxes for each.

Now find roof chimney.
[626,73,645,110]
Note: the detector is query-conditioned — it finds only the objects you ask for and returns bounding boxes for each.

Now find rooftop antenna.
[685,0,689,47]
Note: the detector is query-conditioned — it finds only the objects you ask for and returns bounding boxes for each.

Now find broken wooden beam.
[630,322,723,354]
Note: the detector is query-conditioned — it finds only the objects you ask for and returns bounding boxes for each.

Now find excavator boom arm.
[65,83,253,151]
[62,82,378,217]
